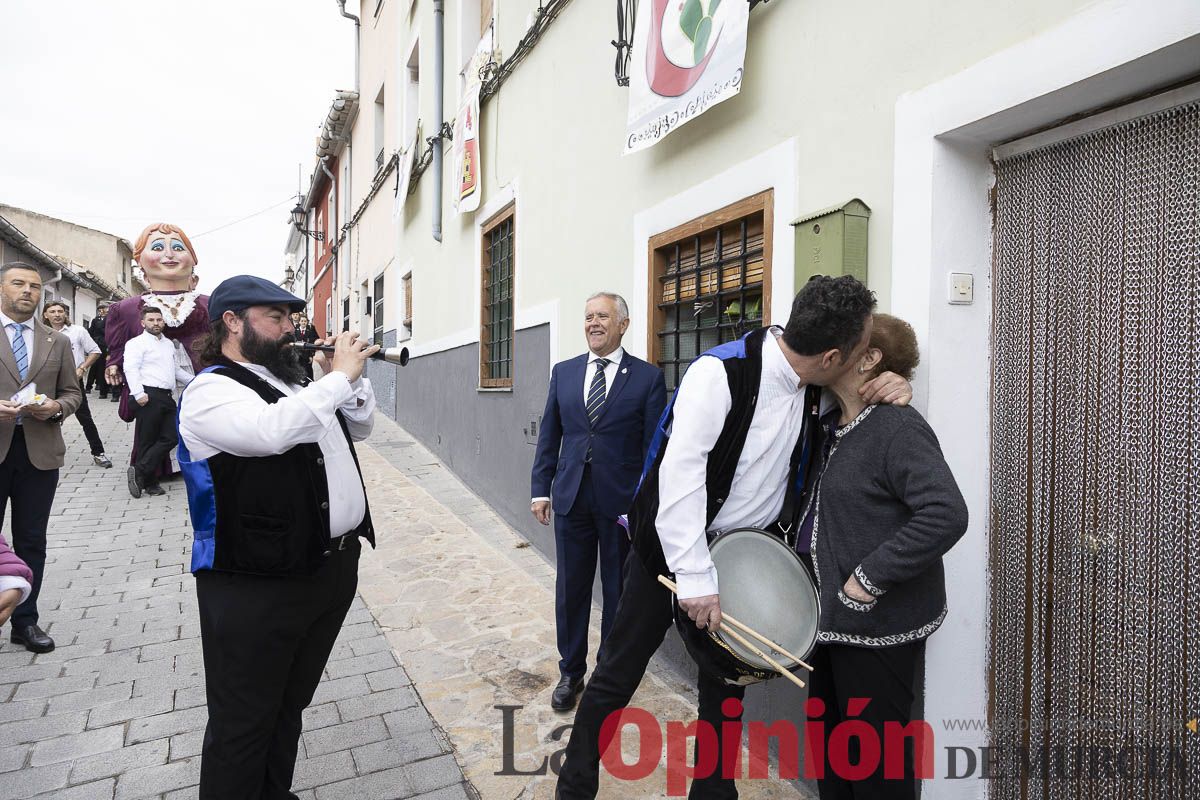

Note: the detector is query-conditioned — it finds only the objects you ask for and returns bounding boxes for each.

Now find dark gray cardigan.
[809,403,968,647]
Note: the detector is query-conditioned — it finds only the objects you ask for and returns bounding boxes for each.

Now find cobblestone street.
[0,396,474,800]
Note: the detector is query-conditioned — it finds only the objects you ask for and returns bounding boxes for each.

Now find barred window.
[480,205,515,388]
[373,275,385,343]
[342,295,350,334]
[649,190,773,391]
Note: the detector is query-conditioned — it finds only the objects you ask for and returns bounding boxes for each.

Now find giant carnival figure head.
[132,223,198,292]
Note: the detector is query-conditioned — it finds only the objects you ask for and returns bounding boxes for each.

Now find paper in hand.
[11,383,41,405]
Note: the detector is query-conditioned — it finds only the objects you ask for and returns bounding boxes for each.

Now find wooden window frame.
[646,189,774,384]
[479,202,516,389]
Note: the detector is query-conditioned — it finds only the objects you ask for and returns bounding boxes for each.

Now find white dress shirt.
[179,366,376,539]
[530,346,625,505]
[123,331,192,400]
[58,324,100,369]
[0,310,34,372]
[581,346,624,405]
[657,329,815,599]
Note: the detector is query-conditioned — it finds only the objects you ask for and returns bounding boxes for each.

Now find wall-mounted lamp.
[290,202,325,241]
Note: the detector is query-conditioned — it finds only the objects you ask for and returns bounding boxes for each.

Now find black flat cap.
[209,275,305,322]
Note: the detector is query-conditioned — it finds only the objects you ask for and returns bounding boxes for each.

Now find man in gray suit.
[0,262,81,652]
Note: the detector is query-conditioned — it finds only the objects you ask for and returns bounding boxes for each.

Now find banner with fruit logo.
[625,0,749,154]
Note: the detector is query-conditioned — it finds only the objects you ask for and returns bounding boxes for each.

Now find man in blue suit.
[531,292,667,711]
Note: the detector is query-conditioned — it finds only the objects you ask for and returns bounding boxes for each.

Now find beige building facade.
[313,1,1200,795]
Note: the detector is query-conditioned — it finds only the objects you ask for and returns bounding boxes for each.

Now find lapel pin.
[621,367,627,374]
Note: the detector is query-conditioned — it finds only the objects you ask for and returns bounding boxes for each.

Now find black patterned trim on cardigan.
[854,565,885,597]
[818,607,949,648]
[837,590,877,613]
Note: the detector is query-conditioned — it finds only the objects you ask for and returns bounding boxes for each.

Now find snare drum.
[674,527,820,686]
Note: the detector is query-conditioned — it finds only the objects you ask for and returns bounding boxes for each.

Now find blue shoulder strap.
[634,331,754,492]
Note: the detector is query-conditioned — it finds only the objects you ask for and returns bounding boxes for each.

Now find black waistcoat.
[203,360,375,577]
[629,328,822,577]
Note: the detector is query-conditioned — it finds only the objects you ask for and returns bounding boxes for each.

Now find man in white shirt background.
[177,275,379,799]
[123,305,192,497]
[41,301,112,467]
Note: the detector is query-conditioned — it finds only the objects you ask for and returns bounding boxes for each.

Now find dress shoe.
[11,624,54,653]
[127,466,142,498]
[551,675,585,711]
[144,485,166,496]
[109,395,119,402]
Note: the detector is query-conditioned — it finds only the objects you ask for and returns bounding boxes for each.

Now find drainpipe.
[335,0,360,92]
[432,0,445,242]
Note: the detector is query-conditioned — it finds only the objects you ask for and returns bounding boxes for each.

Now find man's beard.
[242,325,307,385]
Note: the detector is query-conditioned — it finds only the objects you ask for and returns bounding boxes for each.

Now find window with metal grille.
[649,190,773,391]
[480,205,515,388]
[342,295,350,333]
[373,275,385,343]
[402,272,412,330]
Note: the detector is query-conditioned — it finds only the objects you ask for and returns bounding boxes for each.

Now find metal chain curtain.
[990,100,1199,798]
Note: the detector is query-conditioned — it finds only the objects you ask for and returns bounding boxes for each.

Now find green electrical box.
[792,199,871,286]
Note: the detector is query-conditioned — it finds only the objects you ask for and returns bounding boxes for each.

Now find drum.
[674,527,820,686]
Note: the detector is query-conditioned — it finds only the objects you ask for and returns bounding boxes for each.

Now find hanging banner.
[453,83,481,215]
[393,125,418,222]
[625,0,749,154]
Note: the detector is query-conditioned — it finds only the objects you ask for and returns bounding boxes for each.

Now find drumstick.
[657,575,815,676]
[719,625,806,690]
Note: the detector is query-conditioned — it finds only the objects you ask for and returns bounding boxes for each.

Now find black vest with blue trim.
[181,359,375,577]
[629,327,822,577]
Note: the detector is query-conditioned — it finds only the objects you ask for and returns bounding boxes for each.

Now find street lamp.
[290,202,324,241]
[282,253,298,293]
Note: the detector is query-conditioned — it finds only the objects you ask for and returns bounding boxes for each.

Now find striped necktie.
[586,358,610,427]
[584,358,610,462]
[8,323,28,381]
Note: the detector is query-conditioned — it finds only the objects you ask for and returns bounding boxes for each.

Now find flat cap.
[209,275,305,322]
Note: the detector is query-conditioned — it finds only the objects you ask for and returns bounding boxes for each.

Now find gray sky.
[0,0,356,293]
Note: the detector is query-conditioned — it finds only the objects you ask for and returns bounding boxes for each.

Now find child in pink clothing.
[0,531,33,628]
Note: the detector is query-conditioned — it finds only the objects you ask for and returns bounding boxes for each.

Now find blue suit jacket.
[531,351,667,519]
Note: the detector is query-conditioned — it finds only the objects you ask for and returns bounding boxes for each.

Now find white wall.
[890,2,1200,796]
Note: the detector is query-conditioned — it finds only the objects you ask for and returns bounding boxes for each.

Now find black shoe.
[127,466,142,498]
[109,395,119,402]
[144,485,165,496]
[551,675,585,711]
[11,624,54,653]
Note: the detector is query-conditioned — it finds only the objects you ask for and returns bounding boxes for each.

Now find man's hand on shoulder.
[679,593,723,633]
[860,371,912,406]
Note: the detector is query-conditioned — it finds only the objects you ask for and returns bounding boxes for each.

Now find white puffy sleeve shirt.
[656,331,809,599]
[179,365,376,538]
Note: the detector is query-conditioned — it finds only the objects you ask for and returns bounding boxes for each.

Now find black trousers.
[557,552,745,799]
[554,465,629,680]
[806,640,925,800]
[0,428,59,629]
[73,379,106,456]
[85,358,108,397]
[195,539,360,800]
[133,388,177,486]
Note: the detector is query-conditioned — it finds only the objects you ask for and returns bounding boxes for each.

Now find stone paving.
[0,396,474,800]
[360,416,808,800]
